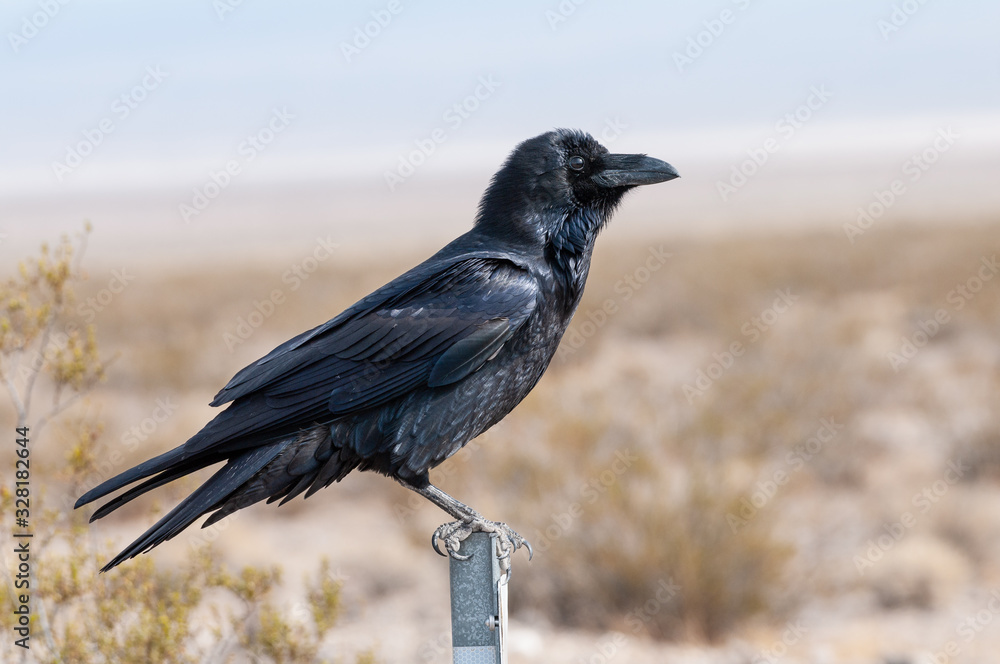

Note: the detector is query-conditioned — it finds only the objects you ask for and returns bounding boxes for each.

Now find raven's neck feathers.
[546,203,616,309]
[550,205,605,258]
[472,159,544,245]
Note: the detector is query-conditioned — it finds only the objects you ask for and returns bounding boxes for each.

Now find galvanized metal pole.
[449,532,507,664]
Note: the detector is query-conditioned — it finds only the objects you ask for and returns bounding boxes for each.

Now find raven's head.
[474,129,678,254]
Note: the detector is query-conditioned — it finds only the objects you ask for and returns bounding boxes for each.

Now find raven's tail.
[77,421,360,572]
[75,445,197,513]
[95,443,289,572]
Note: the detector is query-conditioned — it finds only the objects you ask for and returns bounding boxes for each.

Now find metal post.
[449,532,507,664]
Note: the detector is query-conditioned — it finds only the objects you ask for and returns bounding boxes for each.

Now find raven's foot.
[431,517,533,572]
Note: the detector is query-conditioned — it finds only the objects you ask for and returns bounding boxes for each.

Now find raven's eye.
[568,155,586,171]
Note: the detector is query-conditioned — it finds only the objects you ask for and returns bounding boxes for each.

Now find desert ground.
[3,218,1000,663]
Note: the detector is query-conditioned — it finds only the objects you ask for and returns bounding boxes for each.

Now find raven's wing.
[180,255,539,458]
[77,254,539,517]
[75,255,540,569]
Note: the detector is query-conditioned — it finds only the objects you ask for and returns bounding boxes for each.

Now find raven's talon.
[432,520,474,561]
[431,518,531,574]
[491,524,531,575]
[431,531,448,557]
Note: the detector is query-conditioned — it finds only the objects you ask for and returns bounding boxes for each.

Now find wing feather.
[204,255,538,435]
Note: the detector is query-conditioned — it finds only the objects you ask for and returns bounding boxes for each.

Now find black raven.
[76,129,678,571]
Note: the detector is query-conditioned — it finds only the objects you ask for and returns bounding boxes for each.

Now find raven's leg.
[397,480,532,570]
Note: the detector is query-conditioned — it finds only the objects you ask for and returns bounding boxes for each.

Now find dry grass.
[5,219,1000,661]
[434,221,1000,642]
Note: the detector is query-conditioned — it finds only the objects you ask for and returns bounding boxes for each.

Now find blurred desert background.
[2,2,1000,663]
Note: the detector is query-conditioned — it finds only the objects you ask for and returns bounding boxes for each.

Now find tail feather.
[75,446,189,509]
[201,426,349,526]
[89,454,226,522]
[272,473,316,506]
[74,395,304,512]
[99,443,288,572]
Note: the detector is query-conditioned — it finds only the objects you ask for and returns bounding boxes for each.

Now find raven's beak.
[593,154,680,188]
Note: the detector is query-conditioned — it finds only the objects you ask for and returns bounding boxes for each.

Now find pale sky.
[1,1,998,259]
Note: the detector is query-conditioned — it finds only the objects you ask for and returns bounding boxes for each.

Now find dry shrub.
[436,225,1000,642]
[518,466,794,642]
[443,369,798,643]
[0,229,377,664]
